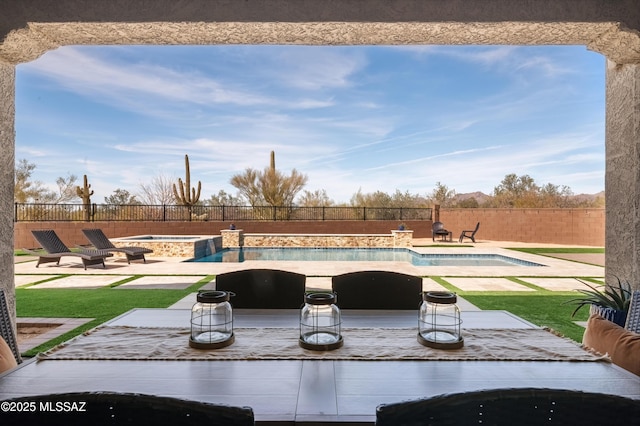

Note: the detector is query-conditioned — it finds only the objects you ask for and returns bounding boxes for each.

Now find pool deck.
[14,239,604,286]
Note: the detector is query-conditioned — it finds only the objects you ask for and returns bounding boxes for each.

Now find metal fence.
[14,203,433,222]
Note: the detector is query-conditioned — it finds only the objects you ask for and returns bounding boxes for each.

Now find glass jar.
[189,290,234,349]
[299,292,343,351]
[417,291,463,349]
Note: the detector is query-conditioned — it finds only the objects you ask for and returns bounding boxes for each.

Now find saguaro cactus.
[76,174,94,222]
[172,154,202,218]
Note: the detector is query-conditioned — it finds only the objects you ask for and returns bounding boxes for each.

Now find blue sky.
[15,44,605,204]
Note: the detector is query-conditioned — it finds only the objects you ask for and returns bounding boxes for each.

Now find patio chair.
[0,289,21,366]
[432,221,451,242]
[1,392,255,425]
[215,269,306,309]
[375,387,640,425]
[331,271,422,310]
[625,290,640,333]
[23,229,112,270]
[82,228,153,264]
[458,221,480,243]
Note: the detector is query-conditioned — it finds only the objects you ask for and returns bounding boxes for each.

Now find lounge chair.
[215,269,306,309]
[432,221,452,242]
[458,221,480,243]
[82,228,153,264]
[331,271,422,310]
[23,229,112,270]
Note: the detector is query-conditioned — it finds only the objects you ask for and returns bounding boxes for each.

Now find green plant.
[563,277,632,318]
[75,174,94,222]
[172,154,201,217]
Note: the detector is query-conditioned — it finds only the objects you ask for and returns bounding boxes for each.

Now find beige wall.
[15,208,605,249]
[440,208,604,246]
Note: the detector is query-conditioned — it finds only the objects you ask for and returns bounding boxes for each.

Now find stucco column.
[0,63,16,328]
[605,61,640,289]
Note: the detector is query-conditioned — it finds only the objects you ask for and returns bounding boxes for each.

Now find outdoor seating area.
[1,306,638,424]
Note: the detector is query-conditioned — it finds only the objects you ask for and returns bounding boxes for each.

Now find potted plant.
[398,223,407,231]
[564,277,632,327]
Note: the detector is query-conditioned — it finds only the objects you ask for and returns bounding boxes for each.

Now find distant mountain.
[453,192,491,205]
[572,191,605,204]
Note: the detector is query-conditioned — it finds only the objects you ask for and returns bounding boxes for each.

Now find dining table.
[1,308,638,424]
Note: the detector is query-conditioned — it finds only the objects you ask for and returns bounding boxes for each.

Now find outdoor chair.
[625,290,640,333]
[331,271,422,310]
[1,392,255,425]
[0,289,21,366]
[431,221,451,242]
[375,387,640,425]
[23,229,112,270]
[458,222,480,243]
[82,228,153,264]
[215,269,306,309]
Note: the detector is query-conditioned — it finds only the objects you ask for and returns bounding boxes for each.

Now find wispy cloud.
[16,45,605,203]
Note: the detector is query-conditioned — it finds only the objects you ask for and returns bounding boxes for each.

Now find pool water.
[188,247,544,267]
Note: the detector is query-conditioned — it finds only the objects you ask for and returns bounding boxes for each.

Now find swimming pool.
[187,247,545,267]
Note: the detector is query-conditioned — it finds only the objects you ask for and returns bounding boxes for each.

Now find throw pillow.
[0,336,18,373]
[583,313,640,376]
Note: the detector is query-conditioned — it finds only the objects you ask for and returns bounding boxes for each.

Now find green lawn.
[459,293,590,342]
[16,283,207,357]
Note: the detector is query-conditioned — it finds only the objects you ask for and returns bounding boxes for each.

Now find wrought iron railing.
[14,203,432,222]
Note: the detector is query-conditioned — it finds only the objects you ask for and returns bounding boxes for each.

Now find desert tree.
[230,150,308,207]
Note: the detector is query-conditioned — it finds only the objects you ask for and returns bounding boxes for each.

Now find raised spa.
[111,235,220,258]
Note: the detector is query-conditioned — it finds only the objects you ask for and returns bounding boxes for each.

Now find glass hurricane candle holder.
[299,292,343,351]
[189,290,235,349]
[418,291,463,349]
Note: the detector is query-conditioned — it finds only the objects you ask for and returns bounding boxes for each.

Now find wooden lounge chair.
[215,269,306,309]
[23,229,112,270]
[82,228,153,264]
[459,221,480,243]
[375,387,640,425]
[332,270,422,310]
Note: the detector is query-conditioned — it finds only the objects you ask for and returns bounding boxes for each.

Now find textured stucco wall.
[605,62,640,283]
[0,0,639,65]
[0,64,15,330]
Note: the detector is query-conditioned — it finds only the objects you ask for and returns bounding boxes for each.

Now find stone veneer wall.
[222,230,413,249]
[110,236,220,258]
